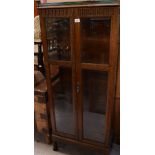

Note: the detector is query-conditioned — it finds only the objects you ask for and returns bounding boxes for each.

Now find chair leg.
[104,148,110,155]
[38,43,46,77]
[53,141,58,151]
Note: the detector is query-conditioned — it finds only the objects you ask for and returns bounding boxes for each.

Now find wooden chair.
[34,15,45,76]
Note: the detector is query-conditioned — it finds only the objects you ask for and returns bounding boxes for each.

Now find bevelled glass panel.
[82,70,108,143]
[51,66,75,135]
[46,18,71,61]
[81,18,111,64]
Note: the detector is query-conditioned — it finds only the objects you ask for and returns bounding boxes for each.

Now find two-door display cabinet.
[37,0,119,154]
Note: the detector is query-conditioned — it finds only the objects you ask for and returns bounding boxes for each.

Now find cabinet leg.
[53,141,58,151]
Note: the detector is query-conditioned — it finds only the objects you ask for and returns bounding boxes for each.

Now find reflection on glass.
[46,18,71,61]
[51,66,75,135]
[81,18,111,64]
[82,70,108,143]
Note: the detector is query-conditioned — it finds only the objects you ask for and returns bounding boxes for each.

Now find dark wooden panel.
[114,98,120,144]
[81,63,109,71]
[40,6,116,17]
[116,59,120,98]
[34,0,38,17]
[52,134,109,153]
[48,60,72,67]
[114,55,120,144]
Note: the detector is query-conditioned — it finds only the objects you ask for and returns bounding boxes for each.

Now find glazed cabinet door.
[41,17,77,139]
[46,18,71,61]
[75,14,119,145]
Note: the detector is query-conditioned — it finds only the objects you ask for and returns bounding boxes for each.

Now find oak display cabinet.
[37,0,119,154]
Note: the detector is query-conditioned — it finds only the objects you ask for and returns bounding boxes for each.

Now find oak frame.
[38,3,119,154]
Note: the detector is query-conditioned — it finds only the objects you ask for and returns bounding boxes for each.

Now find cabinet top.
[36,0,119,9]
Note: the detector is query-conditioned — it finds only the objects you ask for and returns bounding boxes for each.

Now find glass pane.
[81,18,111,64]
[51,66,75,135]
[46,18,71,61]
[82,70,108,143]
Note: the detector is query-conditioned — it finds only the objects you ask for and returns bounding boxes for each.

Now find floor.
[34,141,120,155]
